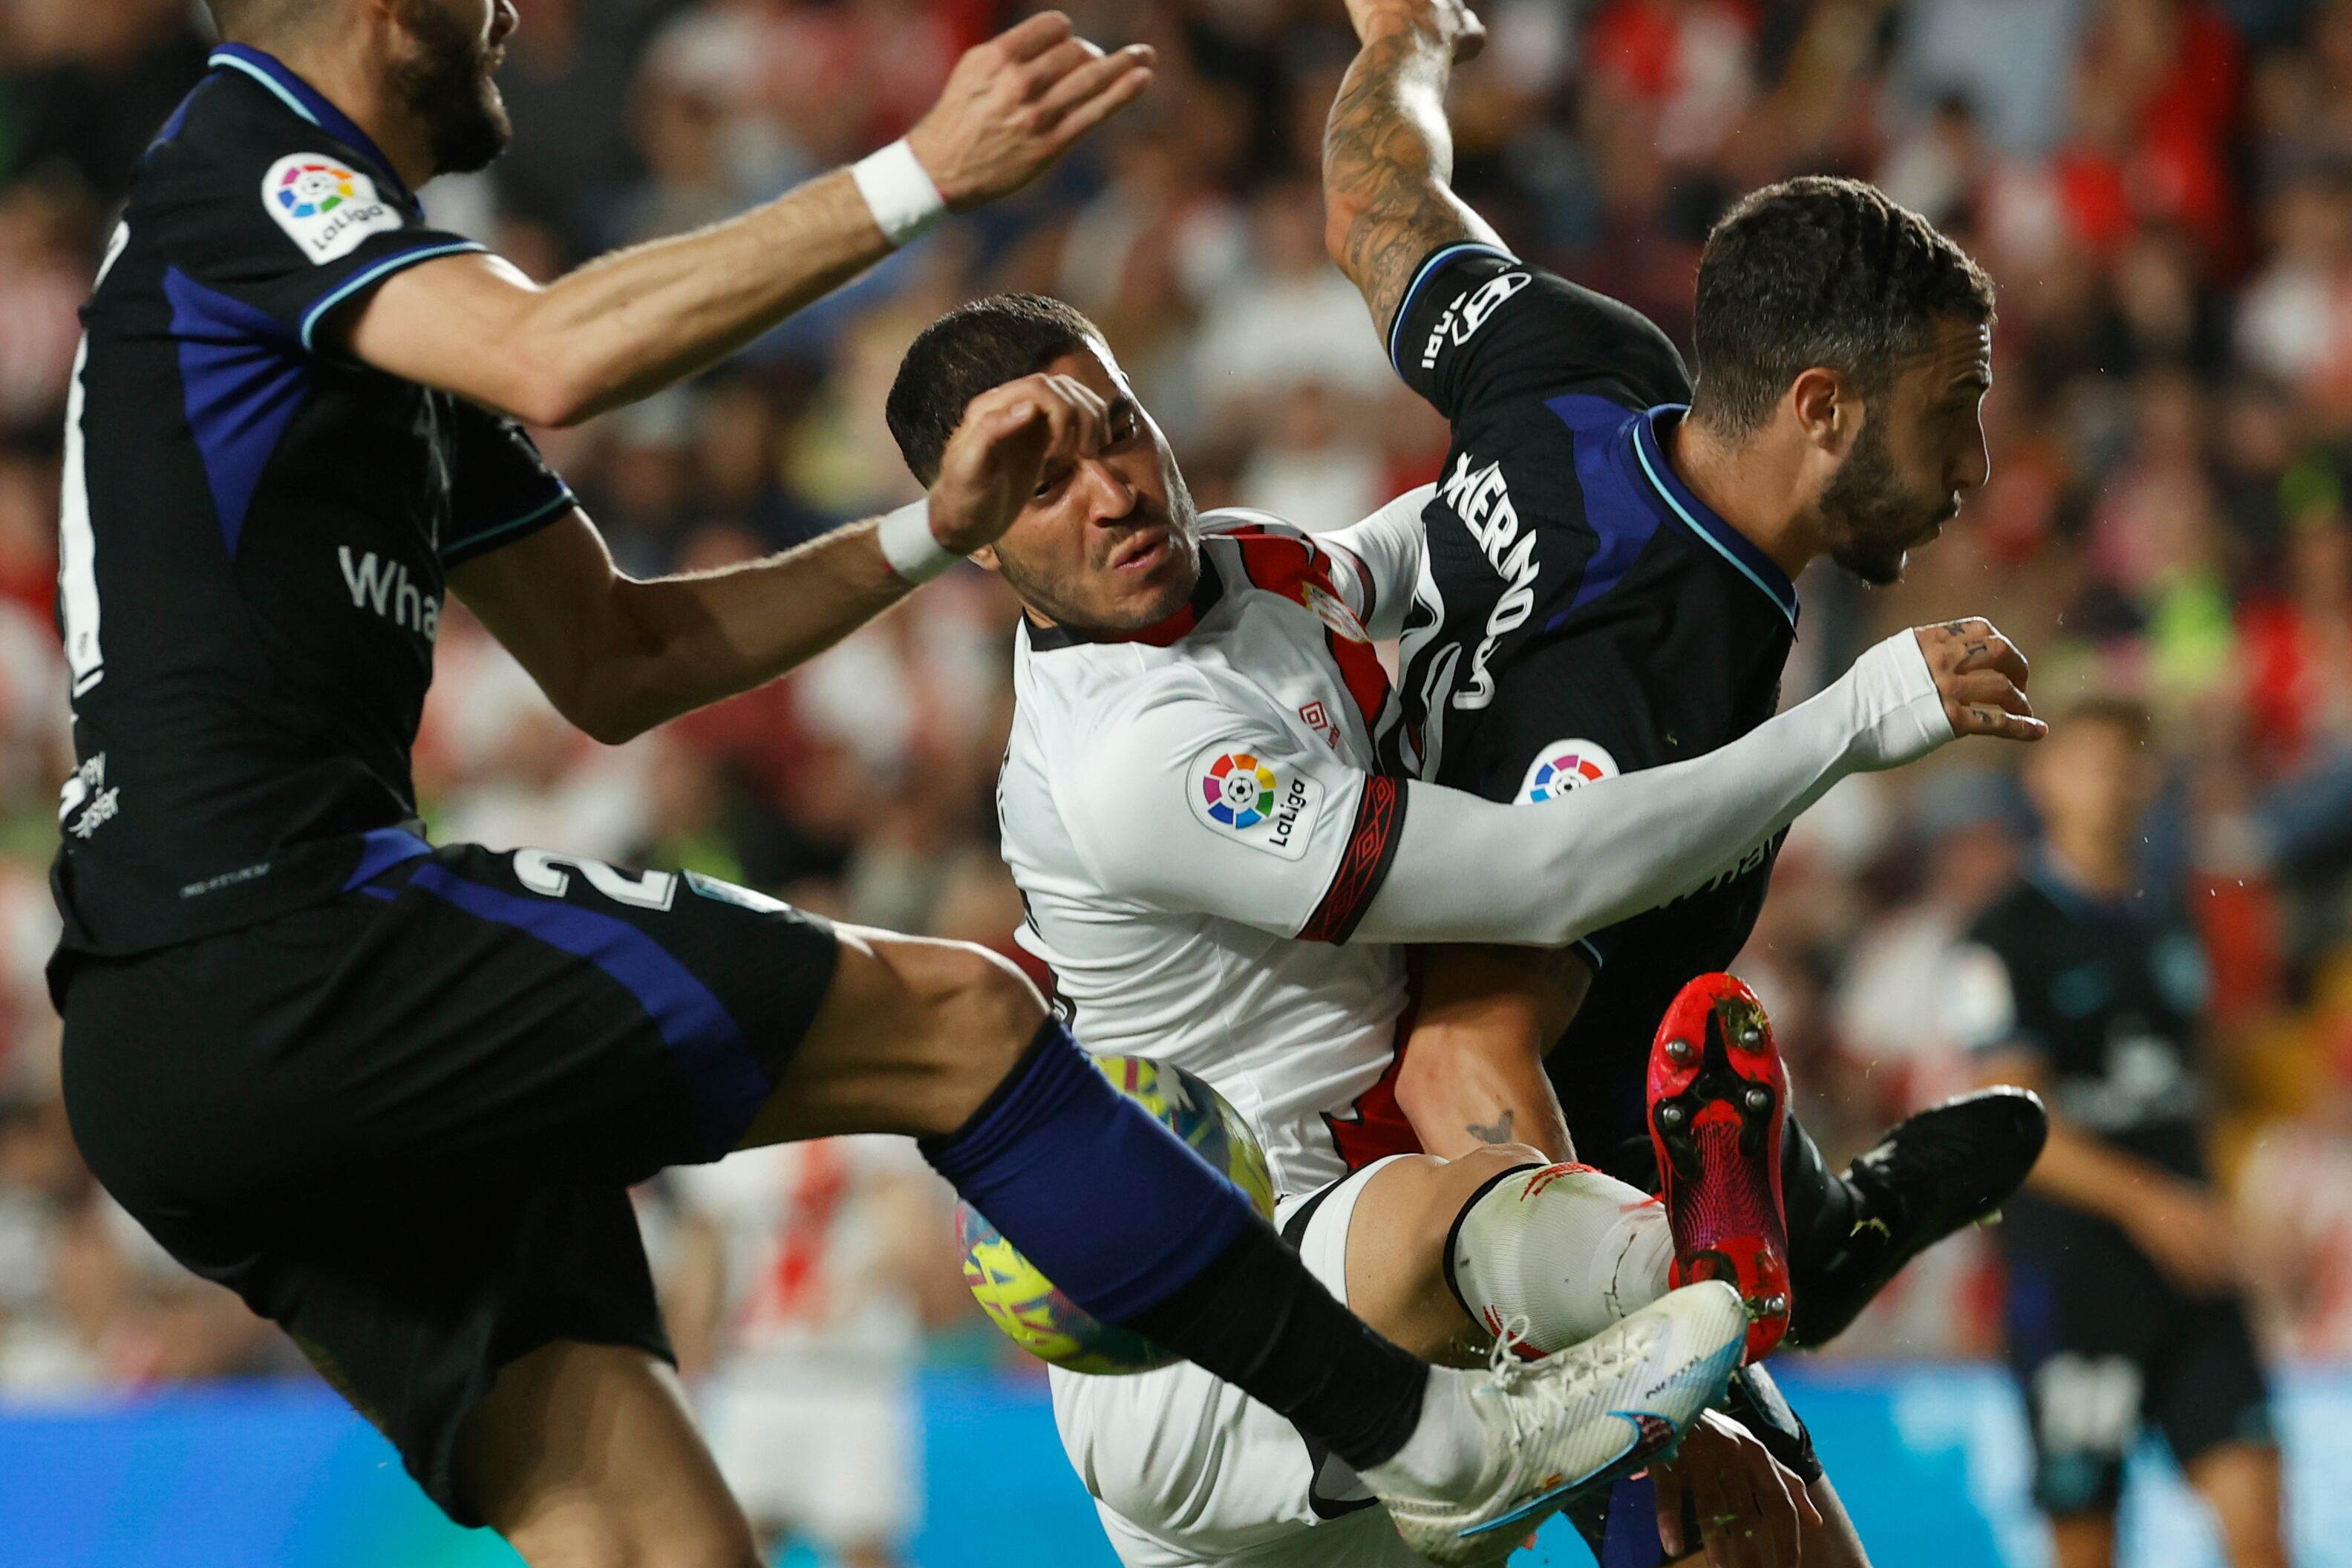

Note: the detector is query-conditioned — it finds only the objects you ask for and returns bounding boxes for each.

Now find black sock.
[1126,1213,1430,1472]
[1781,1114,1857,1271]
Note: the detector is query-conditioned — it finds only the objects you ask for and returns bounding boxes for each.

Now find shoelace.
[1478,1311,1660,1439]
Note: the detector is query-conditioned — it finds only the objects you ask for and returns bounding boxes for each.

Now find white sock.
[1361,1365,1487,1497]
[1446,1163,1673,1353]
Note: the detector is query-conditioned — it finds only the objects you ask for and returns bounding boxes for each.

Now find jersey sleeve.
[149,131,485,353]
[440,401,578,568]
[1322,484,1432,642]
[1055,671,1408,945]
[1388,243,1692,422]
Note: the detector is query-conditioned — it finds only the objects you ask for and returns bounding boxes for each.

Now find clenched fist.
[1912,618,2045,743]
[925,373,1110,556]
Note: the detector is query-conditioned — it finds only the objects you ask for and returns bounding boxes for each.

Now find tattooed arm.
[1322,0,1506,342]
[1396,945,1585,1161]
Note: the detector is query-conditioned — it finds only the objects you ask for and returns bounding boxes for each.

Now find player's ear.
[1788,366,1852,456]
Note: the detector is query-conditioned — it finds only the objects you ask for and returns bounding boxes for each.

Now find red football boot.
[1647,973,1791,1364]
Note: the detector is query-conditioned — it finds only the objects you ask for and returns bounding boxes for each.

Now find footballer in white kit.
[670,1137,944,1564]
[885,295,2039,1567]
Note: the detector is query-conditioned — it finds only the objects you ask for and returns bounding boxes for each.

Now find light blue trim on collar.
[209,51,321,127]
[298,241,484,350]
[1386,241,1516,373]
[1628,413,1799,630]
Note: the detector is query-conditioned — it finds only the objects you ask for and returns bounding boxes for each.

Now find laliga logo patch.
[1189,742,1322,860]
[1518,738,1619,803]
[263,154,402,264]
[1203,751,1277,829]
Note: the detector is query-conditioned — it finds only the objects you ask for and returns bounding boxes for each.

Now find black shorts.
[57,836,839,1525]
[2004,1217,2273,1516]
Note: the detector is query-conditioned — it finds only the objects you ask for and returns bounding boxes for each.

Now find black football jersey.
[1959,865,2209,1181]
[1383,243,1801,1143]
[51,45,575,956]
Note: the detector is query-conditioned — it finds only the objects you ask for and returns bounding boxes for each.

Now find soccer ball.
[956,1054,1275,1375]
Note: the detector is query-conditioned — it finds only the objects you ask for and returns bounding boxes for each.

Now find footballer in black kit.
[1382,240,1799,1169]
[1955,699,2281,1563]
[1324,6,2054,1555]
[51,45,837,1516]
[1964,867,2270,1511]
[43,16,1517,1561]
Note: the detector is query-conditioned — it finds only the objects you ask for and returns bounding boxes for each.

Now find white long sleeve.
[1320,484,1432,642]
[1351,630,1952,946]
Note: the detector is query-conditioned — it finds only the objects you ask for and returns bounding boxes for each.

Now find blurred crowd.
[5,0,2352,1416]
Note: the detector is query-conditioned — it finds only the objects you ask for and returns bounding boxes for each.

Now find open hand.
[926,373,1108,555]
[1912,618,2045,744]
[906,13,1154,209]
[1651,1410,1822,1568]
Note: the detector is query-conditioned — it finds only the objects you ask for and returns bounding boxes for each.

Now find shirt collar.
[1025,555,1226,653]
[1629,405,1800,630]
[207,43,419,212]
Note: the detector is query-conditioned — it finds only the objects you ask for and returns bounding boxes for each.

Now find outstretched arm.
[1067,621,2039,950]
[1322,0,1503,343]
[454,372,1114,744]
[347,14,1151,425]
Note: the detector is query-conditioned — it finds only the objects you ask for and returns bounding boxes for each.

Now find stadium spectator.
[4,0,2352,1555]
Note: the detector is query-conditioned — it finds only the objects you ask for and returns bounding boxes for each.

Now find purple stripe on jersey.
[342,826,432,890]
[1546,393,1665,621]
[163,267,309,557]
[405,862,770,1157]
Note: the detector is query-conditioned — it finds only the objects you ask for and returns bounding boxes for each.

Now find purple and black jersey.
[1383,242,1800,1149]
[52,45,574,956]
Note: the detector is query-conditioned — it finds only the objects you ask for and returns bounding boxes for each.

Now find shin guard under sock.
[1443,1161,1673,1353]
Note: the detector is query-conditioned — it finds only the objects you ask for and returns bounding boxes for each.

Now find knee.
[1413,1145,1548,1253]
[889,938,1047,1134]
[915,940,1046,1062]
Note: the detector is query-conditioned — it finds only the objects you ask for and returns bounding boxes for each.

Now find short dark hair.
[1690,176,1995,436]
[2054,693,2154,748]
[886,293,1105,486]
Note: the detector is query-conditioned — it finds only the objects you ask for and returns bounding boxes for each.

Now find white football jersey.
[671,1135,934,1375]
[1000,494,1430,1198]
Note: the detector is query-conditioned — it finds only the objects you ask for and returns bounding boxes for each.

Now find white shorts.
[699,1363,918,1550]
[1051,1156,1428,1568]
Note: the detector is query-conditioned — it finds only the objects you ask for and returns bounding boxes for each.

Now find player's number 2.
[514,848,679,912]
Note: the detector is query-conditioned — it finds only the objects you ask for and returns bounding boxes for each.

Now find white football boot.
[1377,1280,1747,1567]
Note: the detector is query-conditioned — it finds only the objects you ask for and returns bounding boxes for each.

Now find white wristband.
[852,139,947,247]
[878,499,959,584]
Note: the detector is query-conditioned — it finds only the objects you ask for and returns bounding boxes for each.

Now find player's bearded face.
[1816,319,1991,587]
[1814,411,1944,587]
[389,0,514,177]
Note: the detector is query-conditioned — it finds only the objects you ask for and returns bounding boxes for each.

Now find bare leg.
[452,1340,760,1568]
[2048,1509,2117,1568]
[1800,1476,1872,1567]
[1339,1143,1555,1360]
[735,927,1045,1146]
[2188,1443,2289,1568]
